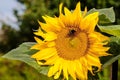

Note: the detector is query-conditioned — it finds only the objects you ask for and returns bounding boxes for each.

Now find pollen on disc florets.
[55,26,89,60]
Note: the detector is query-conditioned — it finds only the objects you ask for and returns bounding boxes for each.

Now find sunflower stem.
[111,60,118,80]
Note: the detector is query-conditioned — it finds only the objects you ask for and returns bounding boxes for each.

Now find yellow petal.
[72,2,81,25]
[89,48,110,57]
[43,55,58,65]
[42,16,61,31]
[59,3,63,15]
[37,60,44,65]
[88,17,98,32]
[34,28,44,37]
[47,41,55,47]
[54,65,62,79]
[87,65,94,75]
[82,7,87,17]
[62,61,69,80]
[86,54,101,71]
[73,2,81,17]
[98,52,111,56]
[48,59,61,77]
[31,48,56,60]
[34,37,44,44]
[94,32,109,41]
[80,12,99,32]
[44,32,57,41]
[75,61,86,79]
[67,61,76,80]
[31,44,43,50]
[35,28,57,41]
[38,21,51,32]
[91,46,110,52]
[64,7,72,16]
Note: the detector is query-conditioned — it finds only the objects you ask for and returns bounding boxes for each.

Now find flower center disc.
[55,27,89,60]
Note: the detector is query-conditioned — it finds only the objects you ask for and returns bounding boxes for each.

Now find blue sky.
[0,0,25,29]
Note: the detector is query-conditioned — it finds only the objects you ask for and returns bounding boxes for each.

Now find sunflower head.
[31,2,110,80]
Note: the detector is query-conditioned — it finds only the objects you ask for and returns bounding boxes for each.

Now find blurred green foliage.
[0,54,40,80]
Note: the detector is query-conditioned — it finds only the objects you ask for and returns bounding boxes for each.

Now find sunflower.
[31,2,110,80]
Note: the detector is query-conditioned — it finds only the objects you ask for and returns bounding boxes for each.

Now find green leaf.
[98,25,120,37]
[2,42,51,78]
[109,36,120,44]
[108,37,120,56]
[101,37,120,69]
[87,7,115,24]
[102,54,120,69]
